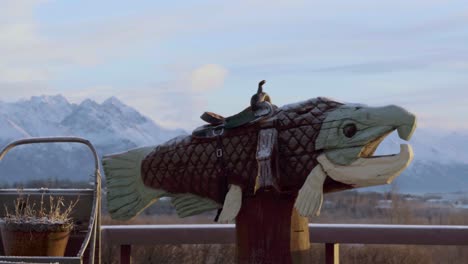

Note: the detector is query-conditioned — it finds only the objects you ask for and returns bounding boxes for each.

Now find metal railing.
[101,224,468,264]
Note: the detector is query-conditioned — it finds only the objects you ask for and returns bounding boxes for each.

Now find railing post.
[120,245,131,264]
[325,243,339,264]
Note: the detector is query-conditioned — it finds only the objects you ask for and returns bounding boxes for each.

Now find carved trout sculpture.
[103,81,416,224]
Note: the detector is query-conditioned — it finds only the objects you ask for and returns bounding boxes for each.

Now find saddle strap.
[214,134,228,222]
[255,128,279,193]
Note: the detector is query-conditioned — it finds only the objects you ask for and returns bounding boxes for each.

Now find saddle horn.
[251,80,271,111]
[258,80,266,94]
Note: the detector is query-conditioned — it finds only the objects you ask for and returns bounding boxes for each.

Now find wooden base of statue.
[235,188,311,264]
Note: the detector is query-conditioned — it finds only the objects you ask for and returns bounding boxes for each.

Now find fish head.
[294,102,417,217]
[316,103,417,189]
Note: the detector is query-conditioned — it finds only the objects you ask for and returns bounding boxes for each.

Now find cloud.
[312,60,429,74]
[346,86,468,132]
[121,64,228,129]
[1,0,467,132]
[190,64,228,92]
[0,1,47,83]
[0,66,50,82]
[417,114,468,131]
[59,64,228,129]
[2,0,467,83]
[63,86,117,104]
[123,85,201,129]
[229,50,468,77]
[0,82,54,101]
[0,0,199,84]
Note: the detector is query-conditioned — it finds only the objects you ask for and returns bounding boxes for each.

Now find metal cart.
[0,137,101,263]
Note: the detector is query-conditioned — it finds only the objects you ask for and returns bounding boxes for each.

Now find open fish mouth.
[359,132,392,158]
[359,123,416,160]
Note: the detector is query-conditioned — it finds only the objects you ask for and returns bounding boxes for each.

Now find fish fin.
[217,184,242,223]
[171,193,221,218]
[103,146,167,220]
[294,164,327,217]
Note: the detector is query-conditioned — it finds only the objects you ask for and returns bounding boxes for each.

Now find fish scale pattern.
[142,131,259,203]
[220,132,258,190]
[141,97,342,203]
[276,97,342,190]
[142,136,222,202]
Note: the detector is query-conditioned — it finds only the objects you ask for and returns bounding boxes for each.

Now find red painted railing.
[101,224,468,264]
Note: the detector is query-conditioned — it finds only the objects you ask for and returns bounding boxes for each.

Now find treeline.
[0,179,93,189]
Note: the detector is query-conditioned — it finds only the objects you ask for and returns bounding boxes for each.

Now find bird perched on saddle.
[102,81,416,222]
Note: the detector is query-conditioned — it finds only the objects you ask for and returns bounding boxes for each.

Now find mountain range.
[0,95,184,186]
[0,95,466,193]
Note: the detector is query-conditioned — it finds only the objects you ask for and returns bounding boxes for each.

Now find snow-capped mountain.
[61,96,182,152]
[0,95,184,185]
[0,95,182,148]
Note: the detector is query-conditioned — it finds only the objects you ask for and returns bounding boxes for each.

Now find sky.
[1,0,468,130]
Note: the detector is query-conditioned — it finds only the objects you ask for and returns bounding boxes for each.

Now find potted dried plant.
[0,192,79,256]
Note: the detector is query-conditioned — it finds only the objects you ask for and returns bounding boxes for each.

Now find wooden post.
[236,189,308,264]
[290,209,312,264]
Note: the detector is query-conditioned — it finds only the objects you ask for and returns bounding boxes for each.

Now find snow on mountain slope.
[61,96,177,148]
[0,95,184,184]
[0,95,73,137]
[0,114,31,140]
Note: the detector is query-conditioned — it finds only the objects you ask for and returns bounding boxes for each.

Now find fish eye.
[343,124,357,138]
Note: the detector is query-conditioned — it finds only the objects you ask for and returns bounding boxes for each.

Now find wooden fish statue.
[103,81,416,221]
[102,81,416,263]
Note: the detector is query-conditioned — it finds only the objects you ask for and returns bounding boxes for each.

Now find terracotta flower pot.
[0,221,71,256]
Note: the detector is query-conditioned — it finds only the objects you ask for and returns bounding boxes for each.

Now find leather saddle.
[193,80,280,218]
[193,80,276,138]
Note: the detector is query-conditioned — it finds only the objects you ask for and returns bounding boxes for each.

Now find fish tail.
[102,146,166,220]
